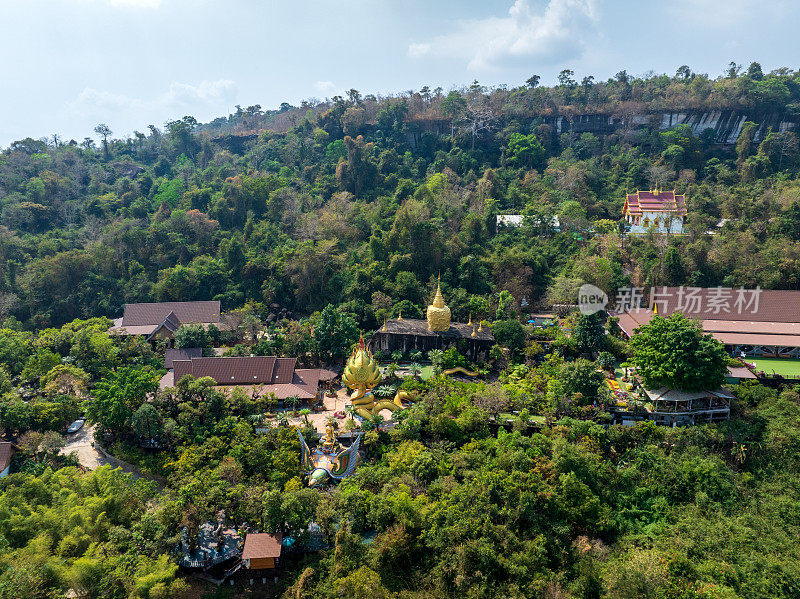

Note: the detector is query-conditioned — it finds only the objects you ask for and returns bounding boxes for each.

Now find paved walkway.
[285,385,398,433]
[60,424,161,485]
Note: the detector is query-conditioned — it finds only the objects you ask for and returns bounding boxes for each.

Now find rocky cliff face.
[549,110,796,144]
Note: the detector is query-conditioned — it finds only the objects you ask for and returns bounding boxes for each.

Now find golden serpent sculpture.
[342,336,416,419]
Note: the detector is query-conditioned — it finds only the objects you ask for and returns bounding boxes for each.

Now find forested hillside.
[2,62,800,330]
[3,63,800,599]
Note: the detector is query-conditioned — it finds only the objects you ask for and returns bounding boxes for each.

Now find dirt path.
[61,424,163,487]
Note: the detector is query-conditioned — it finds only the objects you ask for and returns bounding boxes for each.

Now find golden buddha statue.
[426,280,451,332]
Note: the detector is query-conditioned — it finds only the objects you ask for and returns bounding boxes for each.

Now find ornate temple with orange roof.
[623,188,687,234]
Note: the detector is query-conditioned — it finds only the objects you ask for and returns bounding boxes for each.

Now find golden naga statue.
[342,335,414,419]
[426,280,451,331]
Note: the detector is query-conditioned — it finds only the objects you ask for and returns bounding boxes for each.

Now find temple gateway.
[369,281,495,361]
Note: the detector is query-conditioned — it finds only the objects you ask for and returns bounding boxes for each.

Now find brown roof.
[652,287,800,323]
[121,301,221,327]
[219,369,322,400]
[727,366,757,380]
[377,318,495,341]
[165,348,203,369]
[702,320,800,335]
[614,292,800,349]
[242,533,282,560]
[624,190,687,216]
[0,442,16,472]
[170,356,322,399]
[712,332,800,347]
[614,308,655,337]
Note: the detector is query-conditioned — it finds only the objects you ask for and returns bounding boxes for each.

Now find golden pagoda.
[426,280,452,331]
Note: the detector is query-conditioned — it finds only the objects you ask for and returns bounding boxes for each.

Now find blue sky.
[1,0,797,147]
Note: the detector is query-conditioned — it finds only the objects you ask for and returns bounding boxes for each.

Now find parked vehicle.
[67,419,85,434]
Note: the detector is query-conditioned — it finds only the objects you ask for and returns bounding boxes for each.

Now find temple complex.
[370,280,495,361]
[623,188,687,234]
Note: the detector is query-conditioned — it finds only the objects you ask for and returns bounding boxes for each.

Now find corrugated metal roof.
[654,287,800,323]
[712,332,800,347]
[121,301,221,327]
[644,387,734,402]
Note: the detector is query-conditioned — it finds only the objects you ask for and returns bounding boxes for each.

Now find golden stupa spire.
[398,309,403,321]
[471,324,477,337]
[467,312,473,326]
[478,320,483,332]
[427,276,451,331]
[382,318,387,332]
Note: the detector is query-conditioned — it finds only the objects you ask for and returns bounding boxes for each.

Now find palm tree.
[374,384,396,398]
[287,395,300,414]
[299,408,311,427]
[409,362,422,380]
[385,363,399,379]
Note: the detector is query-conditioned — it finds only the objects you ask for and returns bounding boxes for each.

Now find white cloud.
[68,79,237,120]
[408,0,598,70]
[313,80,346,98]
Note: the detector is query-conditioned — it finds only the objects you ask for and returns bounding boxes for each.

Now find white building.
[623,189,687,235]
[496,214,560,233]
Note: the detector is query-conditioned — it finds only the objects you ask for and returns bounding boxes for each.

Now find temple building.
[160,355,335,402]
[369,281,494,361]
[623,189,687,234]
[108,300,229,345]
[614,287,800,359]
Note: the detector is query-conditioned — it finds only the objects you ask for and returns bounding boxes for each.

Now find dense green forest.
[2,64,800,598]
[2,62,800,329]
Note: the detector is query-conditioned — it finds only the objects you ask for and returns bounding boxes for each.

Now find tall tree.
[93,123,112,160]
[630,314,728,391]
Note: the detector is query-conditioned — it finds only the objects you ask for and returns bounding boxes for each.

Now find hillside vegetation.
[1,63,800,328]
[1,64,800,599]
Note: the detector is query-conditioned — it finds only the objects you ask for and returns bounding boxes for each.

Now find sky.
[0,0,797,148]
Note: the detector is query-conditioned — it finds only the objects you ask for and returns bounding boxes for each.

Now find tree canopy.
[630,313,728,391]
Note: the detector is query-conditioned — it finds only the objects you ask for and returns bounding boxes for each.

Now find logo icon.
[578,284,608,315]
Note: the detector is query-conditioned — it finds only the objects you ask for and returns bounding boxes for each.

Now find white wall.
[628,211,684,235]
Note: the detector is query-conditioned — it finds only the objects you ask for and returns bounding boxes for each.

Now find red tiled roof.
[702,320,800,335]
[121,301,221,327]
[242,533,282,559]
[614,308,655,337]
[624,190,687,216]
